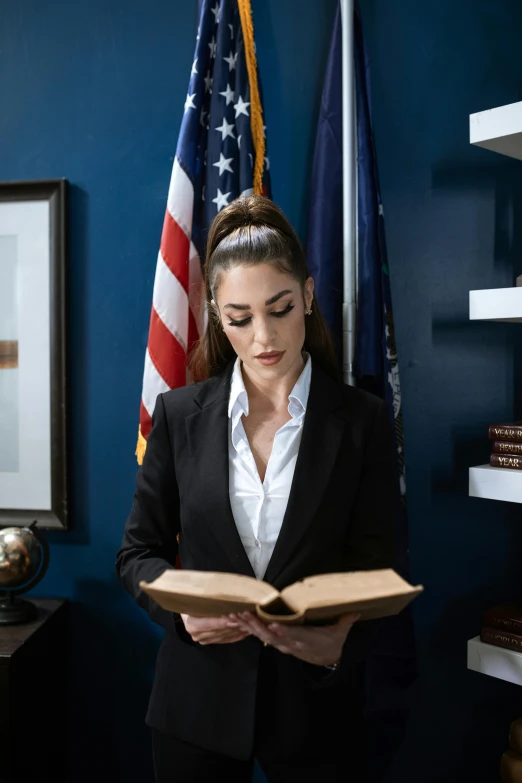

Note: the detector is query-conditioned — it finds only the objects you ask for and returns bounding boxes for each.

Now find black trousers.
[151,647,367,783]
[151,728,349,782]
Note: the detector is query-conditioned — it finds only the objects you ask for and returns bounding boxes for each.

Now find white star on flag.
[234,95,250,118]
[212,188,231,211]
[215,117,236,140]
[208,37,217,58]
[223,51,237,71]
[219,84,235,105]
[191,59,198,76]
[210,2,219,22]
[228,23,234,38]
[213,153,234,176]
[204,73,213,93]
[184,93,196,113]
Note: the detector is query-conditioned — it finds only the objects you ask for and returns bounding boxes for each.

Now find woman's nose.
[253,316,275,346]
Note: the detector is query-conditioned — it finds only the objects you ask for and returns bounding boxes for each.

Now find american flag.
[137,0,271,460]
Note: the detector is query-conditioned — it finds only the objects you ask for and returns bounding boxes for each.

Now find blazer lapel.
[185,365,256,578]
[263,364,348,586]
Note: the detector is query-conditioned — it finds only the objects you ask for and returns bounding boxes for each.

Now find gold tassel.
[135,425,147,466]
[237,0,265,195]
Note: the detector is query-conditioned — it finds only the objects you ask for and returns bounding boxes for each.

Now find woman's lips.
[255,351,285,366]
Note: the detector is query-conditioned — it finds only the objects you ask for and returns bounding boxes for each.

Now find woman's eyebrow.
[223,289,293,311]
[265,289,292,306]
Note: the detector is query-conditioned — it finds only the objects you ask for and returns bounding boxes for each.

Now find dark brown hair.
[188,195,340,382]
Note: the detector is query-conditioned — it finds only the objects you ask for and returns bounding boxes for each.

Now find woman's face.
[214,262,314,383]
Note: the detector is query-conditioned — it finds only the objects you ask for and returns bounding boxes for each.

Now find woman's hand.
[180,613,251,645]
[230,611,360,666]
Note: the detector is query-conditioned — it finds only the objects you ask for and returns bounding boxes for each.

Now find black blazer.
[116,360,398,760]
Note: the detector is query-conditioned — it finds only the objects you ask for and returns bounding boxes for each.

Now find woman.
[116,195,397,782]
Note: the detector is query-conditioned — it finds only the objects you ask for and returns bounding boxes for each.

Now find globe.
[0,523,49,625]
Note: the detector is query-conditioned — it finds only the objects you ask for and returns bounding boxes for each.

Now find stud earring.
[306,306,313,316]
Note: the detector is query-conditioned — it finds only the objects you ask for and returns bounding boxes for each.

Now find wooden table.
[0,599,68,783]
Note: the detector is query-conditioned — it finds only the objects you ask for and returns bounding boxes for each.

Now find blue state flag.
[307,6,417,780]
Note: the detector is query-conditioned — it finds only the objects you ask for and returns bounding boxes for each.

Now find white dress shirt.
[228,354,312,579]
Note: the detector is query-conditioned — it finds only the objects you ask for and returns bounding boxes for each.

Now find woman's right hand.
[181,614,251,645]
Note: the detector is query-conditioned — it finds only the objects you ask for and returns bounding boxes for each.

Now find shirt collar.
[228,352,312,424]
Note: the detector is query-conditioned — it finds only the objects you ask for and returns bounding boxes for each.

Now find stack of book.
[500,719,522,782]
[480,602,522,653]
[488,423,522,470]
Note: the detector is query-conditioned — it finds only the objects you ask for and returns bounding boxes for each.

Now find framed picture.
[0,180,68,530]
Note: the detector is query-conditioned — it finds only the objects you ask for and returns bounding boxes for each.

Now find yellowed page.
[279,569,423,624]
[139,569,279,617]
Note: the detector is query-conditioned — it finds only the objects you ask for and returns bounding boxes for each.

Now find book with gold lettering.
[488,424,522,442]
[490,453,522,470]
[139,568,423,625]
[481,625,522,653]
[483,603,522,636]
[493,441,522,455]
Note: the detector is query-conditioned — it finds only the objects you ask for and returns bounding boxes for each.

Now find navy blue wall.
[2,0,522,780]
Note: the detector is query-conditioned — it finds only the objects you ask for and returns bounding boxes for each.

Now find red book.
[492,441,522,455]
[483,603,522,635]
[490,453,522,470]
[488,424,522,442]
[481,625,522,652]
[500,750,522,783]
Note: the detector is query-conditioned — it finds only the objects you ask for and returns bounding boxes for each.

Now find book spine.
[488,425,522,441]
[483,613,522,635]
[490,454,522,470]
[500,750,522,783]
[481,626,522,652]
[493,441,522,455]
[510,719,522,756]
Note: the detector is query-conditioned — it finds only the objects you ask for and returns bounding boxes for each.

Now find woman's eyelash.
[271,303,295,319]
[228,303,295,327]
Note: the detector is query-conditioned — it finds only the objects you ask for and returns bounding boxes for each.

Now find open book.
[140,568,423,625]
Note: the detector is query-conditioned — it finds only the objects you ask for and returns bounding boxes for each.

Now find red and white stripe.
[139,158,207,441]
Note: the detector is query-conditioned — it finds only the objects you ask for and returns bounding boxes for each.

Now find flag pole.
[340,0,356,386]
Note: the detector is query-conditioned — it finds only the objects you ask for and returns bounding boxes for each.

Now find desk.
[0,599,68,783]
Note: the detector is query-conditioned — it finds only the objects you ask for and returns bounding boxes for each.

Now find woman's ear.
[210,299,223,328]
[304,277,315,311]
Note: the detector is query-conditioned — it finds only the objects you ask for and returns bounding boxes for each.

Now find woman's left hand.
[230,611,360,667]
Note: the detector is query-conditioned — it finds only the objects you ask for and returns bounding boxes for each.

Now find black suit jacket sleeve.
[115,394,180,629]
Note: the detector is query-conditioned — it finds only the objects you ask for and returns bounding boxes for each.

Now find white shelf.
[468,636,522,686]
[470,287,522,322]
[469,464,522,504]
[470,101,522,160]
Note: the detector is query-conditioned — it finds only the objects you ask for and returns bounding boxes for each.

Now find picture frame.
[0,180,68,530]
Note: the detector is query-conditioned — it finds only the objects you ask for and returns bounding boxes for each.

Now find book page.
[279,569,423,623]
[139,569,279,617]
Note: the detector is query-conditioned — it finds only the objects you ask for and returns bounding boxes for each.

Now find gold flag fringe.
[237,0,266,195]
[136,425,147,466]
